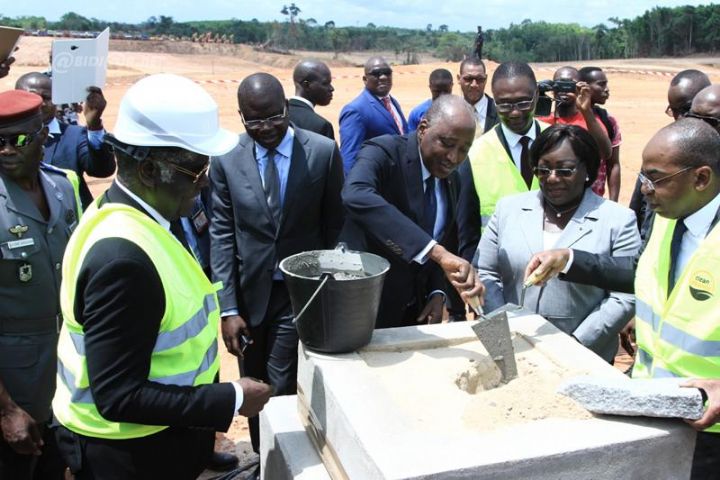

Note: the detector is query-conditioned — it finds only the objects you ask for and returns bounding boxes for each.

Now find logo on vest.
[689,270,714,301]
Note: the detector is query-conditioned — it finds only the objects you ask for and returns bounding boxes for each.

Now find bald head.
[15,72,55,123]
[417,95,476,179]
[553,66,579,82]
[653,117,720,173]
[667,69,711,120]
[237,73,288,149]
[690,84,720,131]
[293,59,333,106]
[363,56,392,96]
[424,94,475,129]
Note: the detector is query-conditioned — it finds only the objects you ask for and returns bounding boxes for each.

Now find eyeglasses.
[685,112,720,129]
[665,103,692,118]
[495,99,535,113]
[638,166,693,192]
[241,106,288,129]
[460,74,487,83]
[533,166,577,178]
[159,160,210,184]
[0,126,44,149]
[367,68,393,78]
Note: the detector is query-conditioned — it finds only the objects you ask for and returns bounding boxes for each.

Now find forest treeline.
[2,3,719,63]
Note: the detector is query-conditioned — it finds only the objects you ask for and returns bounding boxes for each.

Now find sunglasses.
[241,106,288,129]
[367,68,393,78]
[685,112,720,128]
[0,126,44,149]
[533,166,577,178]
[496,99,534,114]
[665,103,692,118]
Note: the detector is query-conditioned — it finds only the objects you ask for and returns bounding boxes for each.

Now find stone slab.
[558,376,705,419]
[259,395,331,480]
[297,315,697,479]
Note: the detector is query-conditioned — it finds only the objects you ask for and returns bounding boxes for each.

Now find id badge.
[192,209,210,235]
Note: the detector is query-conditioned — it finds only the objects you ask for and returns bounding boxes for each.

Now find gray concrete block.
[559,376,705,420]
[259,395,331,480]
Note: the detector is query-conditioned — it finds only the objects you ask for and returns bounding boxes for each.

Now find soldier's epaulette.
[39,162,68,177]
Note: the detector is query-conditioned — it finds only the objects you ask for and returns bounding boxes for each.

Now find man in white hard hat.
[50,74,272,479]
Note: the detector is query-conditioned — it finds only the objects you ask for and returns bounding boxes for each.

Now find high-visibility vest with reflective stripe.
[61,169,83,219]
[633,214,720,432]
[52,201,222,439]
[468,123,546,229]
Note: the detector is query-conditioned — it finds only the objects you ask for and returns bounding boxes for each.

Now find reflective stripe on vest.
[468,123,546,229]
[53,201,221,440]
[60,168,83,219]
[634,214,720,432]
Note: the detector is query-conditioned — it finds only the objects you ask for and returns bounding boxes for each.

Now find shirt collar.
[472,95,488,113]
[684,190,720,238]
[115,180,171,232]
[290,96,315,109]
[500,120,537,148]
[46,117,61,135]
[255,127,294,159]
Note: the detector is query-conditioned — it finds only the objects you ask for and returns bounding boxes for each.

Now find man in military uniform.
[0,90,80,478]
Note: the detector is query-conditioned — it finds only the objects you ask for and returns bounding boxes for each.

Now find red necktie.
[381,96,404,134]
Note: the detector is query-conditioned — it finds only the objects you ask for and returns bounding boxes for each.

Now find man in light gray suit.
[209,73,344,453]
[476,125,640,362]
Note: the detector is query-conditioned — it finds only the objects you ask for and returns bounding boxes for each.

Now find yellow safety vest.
[62,169,83,219]
[634,214,720,432]
[52,201,221,439]
[468,122,547,228]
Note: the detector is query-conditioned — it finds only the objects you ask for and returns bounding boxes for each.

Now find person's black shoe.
[207,450,239,472]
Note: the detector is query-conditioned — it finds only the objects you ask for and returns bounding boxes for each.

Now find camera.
[536,80,578,116]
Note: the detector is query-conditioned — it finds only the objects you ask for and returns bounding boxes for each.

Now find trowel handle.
[524,269,543,288]
[466,296,483,316]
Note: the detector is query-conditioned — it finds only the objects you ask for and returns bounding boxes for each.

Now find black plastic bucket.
[280,247,390,353]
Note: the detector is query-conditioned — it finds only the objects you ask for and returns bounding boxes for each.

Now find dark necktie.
[422,177,437,237]
[263,150,282,226]
[519,135,533,188]
[668,219,688,294]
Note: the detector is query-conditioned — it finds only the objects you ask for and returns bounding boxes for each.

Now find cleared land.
[6,36,719,472]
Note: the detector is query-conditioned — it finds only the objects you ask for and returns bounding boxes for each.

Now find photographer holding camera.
[537,67,612,196]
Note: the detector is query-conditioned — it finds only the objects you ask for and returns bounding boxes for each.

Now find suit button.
[55,263,61,270]
[48,227,54,234]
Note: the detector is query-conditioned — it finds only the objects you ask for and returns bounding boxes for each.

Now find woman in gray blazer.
[476,125,641,362]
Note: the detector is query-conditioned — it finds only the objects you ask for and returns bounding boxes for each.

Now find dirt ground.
[6,36,717,475]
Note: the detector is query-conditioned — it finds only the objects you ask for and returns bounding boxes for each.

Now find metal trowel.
[467,301,518,382]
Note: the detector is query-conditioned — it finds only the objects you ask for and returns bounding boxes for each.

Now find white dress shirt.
[472,95,489,131]
[500,121,538,171]
[674,191,720,285]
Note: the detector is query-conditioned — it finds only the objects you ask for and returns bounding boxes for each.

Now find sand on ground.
[6,36,718,473]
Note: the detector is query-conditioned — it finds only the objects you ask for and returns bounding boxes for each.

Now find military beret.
[0,90,43,125]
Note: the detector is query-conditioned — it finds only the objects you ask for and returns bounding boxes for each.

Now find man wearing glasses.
[210,72,344,455]
[339,56,408,174]
[0,90,80,479]
[51,74,272,479]
[466,61,550,230]
[630,69,712,240]
[523,118,720,480]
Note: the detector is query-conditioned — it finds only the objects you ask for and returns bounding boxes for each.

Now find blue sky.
[3,0,716,31]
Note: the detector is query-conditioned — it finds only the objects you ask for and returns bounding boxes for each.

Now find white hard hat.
[113,73,237,156]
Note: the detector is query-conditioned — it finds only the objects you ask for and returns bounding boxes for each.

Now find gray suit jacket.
[476,189,641,362]
[209,127,344,327]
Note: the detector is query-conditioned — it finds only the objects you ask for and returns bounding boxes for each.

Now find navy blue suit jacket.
[341,132,470,329]
[339,89,407,175]
[44,123,116,208]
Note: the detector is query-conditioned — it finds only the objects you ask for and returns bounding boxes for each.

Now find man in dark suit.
[210,73,344,453]
[458,56,498,137]
[339,56,408,174]
[15,73,115,208]
[51,73,271,480]
[341,95,484,329]
[289,59,335,140]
